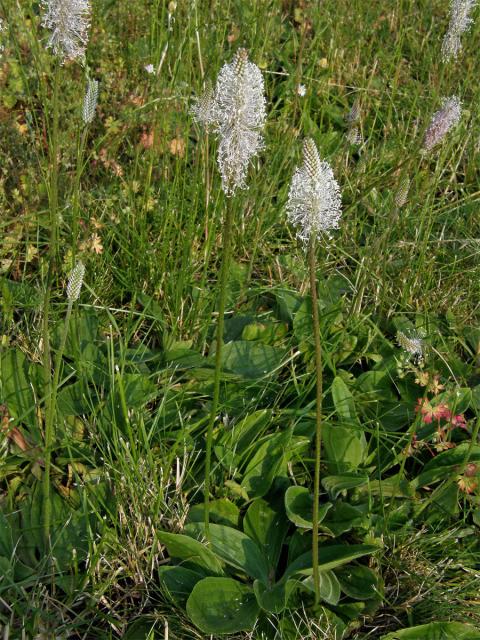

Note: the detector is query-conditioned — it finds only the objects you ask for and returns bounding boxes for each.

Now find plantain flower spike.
[41,0,91,63]
[397,330,424,360]
[395,176,410,208]
[83,78,98,124]
[192,48,266,196]
[423,96,462,151]
[286,138,342,244]
[191,79,215,130]
[67,261,85,302]
[441,0,478,62]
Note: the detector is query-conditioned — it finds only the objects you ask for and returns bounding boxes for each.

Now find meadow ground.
[1,1,480,638]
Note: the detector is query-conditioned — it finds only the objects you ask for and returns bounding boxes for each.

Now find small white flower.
[144,63,155,74]
[296,84,306,97]
[286,138,342,244]
[41,0,91,63]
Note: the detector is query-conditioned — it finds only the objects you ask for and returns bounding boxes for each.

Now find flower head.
[395,177,410,208]
[191,79,216,130]
[286,138,342,244]
[442,0,478,62]
[66,261,85,301]
[41,0,91,63]
[423,96,462,151]
[192,49,266,196]
[397,330,424,360]
[82,78,98,124]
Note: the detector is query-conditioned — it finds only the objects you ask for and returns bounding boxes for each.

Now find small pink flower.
[434,404,451,421]
[415,398,451,424]
[450,414,467,429]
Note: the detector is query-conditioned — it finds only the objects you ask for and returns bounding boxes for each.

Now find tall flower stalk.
[72,77,98,260]
[192,48,266,537]
[40,0,91,543]
[286,138,342,603]
[43,262,85,540]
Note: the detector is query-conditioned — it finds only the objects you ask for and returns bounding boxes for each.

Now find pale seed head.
[441,0,478,62]
[395,176,410,208]
[423,96,462,151]
[82,78,98,124]
[67,261,85,301]
[41,0,91,63]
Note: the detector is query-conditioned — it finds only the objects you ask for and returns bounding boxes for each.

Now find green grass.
[1,0,480,638]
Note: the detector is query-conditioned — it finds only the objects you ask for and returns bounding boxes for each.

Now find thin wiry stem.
[308,236,323,604]
[204,200,235,539]
[42,61,61,544]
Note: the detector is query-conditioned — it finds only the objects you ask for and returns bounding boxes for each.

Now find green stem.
[204,199,235,539]
[72,126,89,262]
[42,61,61,545]
[308,237,323,604]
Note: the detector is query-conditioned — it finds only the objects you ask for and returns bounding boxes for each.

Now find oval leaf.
[184,522,269,584]
[300,569,341,605]
[186,577,259,634]
[285,486,332,529]
[157,531,223,575]
[253,578,296,614]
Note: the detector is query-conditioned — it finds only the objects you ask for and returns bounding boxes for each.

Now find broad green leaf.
[184,523,269,584]
[274,289,303,323]
[219,340,285,378]
[187,499,239,528]
[322,501,366,536]
[283,544,379,581]
[324,375,367,472]
[300,569,341,605]
[186,577,259,634]
[0,349,39,433]
[243,498,288,570]
[322,473,369,499]
[336,565,382,600]
[222,409,272,456]
[241,428,292,498]
[380,621,480,639]
[56,381,94,417]
[253,578,296,613]
[157,532,223,575]
[158,566,203,604]
[284,486,332,529]
[331,376,359,423]
[322,423,366,473]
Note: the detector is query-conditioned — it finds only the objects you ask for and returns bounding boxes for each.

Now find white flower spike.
[82,78,98,124]
[41,0,91,63]
[442,0,478,62]
[192,48,267,196]
[286,138,342,244]
[67,261,85,302]
[423,96,462,151]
